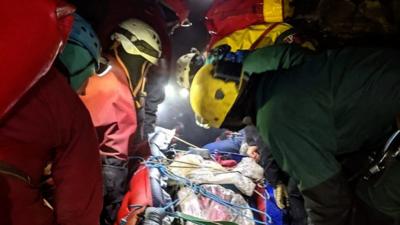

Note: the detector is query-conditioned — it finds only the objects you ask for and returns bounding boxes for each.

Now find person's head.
[189,45,256,131]
[176,48,205,89]
[58,13,101,91]
[111,19,162,106]
[1,0,75,117]
[112,18,162,65]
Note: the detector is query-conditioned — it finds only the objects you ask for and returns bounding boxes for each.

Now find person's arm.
[81,74,137,159]
[302,172,353,225]
[243,44,307,75]
[259,145,289,187]
[258,92,352,225]
[143,67,166,139]
[51,91,102,225]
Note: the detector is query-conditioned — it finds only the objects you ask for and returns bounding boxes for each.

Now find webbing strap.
[250,23,281,50]
[0,161,32,186]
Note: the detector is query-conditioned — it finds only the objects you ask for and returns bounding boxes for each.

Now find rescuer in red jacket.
[79,18,162,225]
[0,1,103,225]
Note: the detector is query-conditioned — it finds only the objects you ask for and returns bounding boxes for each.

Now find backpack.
[205,0,294,47]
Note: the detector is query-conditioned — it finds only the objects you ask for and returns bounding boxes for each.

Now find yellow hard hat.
[190,64,240,128]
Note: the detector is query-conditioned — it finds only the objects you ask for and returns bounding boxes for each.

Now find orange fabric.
[80,56,137,160]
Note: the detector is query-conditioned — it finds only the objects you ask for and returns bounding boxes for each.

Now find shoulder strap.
[250,23,280,50]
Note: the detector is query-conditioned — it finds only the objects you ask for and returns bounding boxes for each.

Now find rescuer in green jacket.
[190,44,400,224]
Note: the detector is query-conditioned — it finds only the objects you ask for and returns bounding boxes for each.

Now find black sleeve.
[143,66,167,139]
[259,144,289,186]
[301,172,354,225]
[244,125,289,186]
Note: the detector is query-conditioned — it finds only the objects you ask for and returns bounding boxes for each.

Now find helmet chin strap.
[134,61,150,109]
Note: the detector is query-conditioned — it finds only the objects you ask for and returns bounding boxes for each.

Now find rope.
[173,135,200,148]
[146,159,272,224]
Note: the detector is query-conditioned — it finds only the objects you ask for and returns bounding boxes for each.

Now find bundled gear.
[176,48,205,89]
[0,0,75,117]
[58,13,102,90]
[205,0,294,48]
[210,23,315,52]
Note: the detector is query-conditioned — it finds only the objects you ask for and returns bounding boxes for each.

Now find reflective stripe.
[115,28,160,59]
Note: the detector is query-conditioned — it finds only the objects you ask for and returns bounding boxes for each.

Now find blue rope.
[145,159,273,224]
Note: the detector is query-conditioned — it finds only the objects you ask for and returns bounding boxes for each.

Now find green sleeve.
[243,44,306,75]
[256,83,341,190]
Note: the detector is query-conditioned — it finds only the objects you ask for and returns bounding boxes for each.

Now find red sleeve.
[80,70,137,160]
[49,71,103,225]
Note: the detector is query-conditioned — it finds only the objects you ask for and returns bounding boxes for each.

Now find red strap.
[250,23,281,50]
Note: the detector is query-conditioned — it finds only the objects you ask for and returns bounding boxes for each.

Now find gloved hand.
[274,181,290,209]
[246,145,261,162]
[142,207,167,225]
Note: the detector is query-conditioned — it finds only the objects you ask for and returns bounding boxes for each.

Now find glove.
[246,145,260,162]
[142,207,166,225]
[274,182,290,209]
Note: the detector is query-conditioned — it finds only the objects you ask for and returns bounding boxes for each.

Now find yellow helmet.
[190,64,241,128]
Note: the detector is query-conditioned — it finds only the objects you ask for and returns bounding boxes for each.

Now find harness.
[362,130,400,183]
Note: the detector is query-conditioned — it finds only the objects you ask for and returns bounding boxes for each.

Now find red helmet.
[0,0,75,117]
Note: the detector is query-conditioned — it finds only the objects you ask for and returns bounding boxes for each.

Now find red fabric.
[205,0,264,49]
[0,0,75,117]
[214,155,238,167]
[80,55,137,160]
[255,185,267,222]
[115,165,153,225]
[161,0,189,23]
[128,141,152,160]
[0,69,103,225]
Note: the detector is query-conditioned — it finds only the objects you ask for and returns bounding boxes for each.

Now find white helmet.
[112,19,162,64]
[195,114,210,129]
[176,48,204,89]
